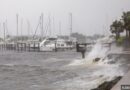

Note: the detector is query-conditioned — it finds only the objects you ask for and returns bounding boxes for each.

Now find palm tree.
[110,20,124,40]
[122,11,130,39]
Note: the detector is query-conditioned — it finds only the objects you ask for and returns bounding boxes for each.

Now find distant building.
[71,33,86,43]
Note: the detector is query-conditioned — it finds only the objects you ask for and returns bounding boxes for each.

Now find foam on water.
[67,36,125,90]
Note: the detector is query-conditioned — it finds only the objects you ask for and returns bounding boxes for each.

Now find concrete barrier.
[111,70,130,90]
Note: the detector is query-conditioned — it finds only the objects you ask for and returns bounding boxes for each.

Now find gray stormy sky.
[0,0,130,37]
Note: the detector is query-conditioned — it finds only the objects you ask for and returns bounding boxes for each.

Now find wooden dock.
[0,42,75,52]
[0,42,40,52]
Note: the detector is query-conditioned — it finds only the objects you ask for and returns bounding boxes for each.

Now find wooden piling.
[34,43,35,52]
[38,43,40,52]
[55,41,57,52]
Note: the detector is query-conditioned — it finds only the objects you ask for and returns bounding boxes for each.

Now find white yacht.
[40,37,76,51]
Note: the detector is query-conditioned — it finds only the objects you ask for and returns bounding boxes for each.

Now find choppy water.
[0,49,130,90]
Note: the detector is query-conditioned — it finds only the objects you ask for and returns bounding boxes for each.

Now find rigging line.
[33,17,41,39]
[44,21,49,37]
[33,22,40,39]
[27,19,30,37]
[44,18,50,37]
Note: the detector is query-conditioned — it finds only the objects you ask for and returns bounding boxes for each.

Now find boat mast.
[3,22,6,42]
[16,14,19,37]
[53,16,55,36]
[40,13,44,39]
[27,19,30,37]
[5,20,9,36]
[69,13,72,36]
[0,23,1,35]
[49,15,51,36]
[59,21,61,36]
[21,18,23,37]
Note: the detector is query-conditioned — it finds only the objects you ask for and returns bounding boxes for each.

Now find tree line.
[110,11,130,43]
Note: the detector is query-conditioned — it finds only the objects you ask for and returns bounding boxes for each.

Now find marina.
[0,0,130,90]
[0,37,76,52]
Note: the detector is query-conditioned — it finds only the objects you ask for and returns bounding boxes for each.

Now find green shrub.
[117,36,125,45]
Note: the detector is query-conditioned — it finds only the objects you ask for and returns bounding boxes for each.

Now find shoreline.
[91,76,122,90]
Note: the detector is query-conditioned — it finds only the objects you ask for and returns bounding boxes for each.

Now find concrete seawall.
[111,70,130,90]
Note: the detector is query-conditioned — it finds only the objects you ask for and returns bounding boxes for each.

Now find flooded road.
[0,51,130,90]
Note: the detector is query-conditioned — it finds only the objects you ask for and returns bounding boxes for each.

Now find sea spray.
[69,36,114,66]
[67,36,125,89]
[85,42,109,64]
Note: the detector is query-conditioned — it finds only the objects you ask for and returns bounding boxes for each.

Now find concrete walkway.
[111,70,130,90]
